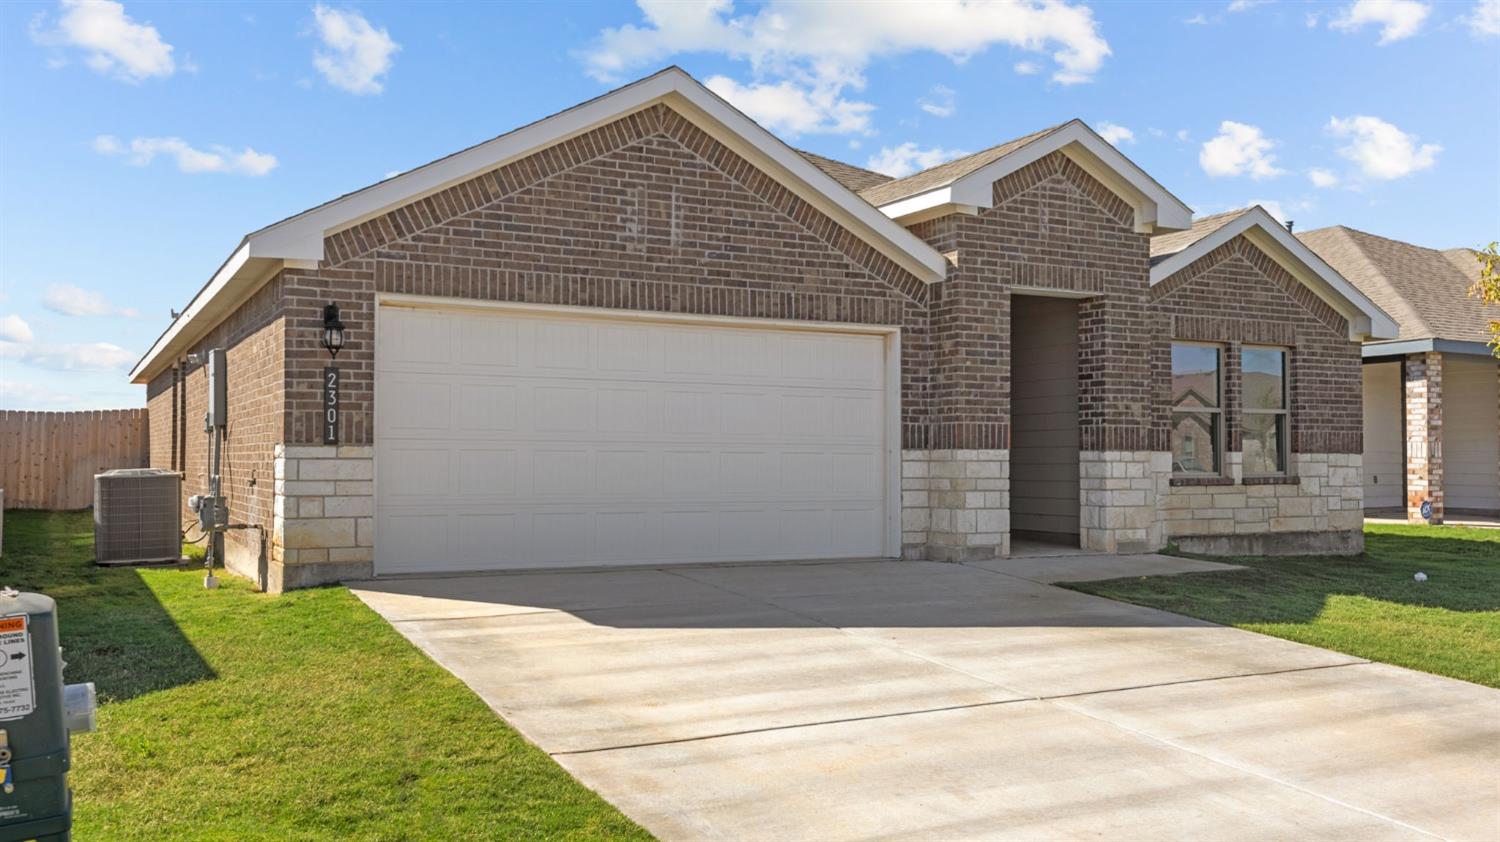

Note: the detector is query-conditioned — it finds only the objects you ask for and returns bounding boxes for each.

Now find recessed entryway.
[1009,294,1081,547]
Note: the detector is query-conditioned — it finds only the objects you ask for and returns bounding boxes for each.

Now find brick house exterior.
[1298,226,1499,524]
[133,68,1396,591]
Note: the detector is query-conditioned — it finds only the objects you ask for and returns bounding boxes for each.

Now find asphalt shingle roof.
[1147,208,1255,267]
[796,150,894,194]
[855,124,1068,207]
[1297,226,1492,344]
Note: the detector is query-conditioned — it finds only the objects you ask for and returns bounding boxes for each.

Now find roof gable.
[1150,206,1397,341]
[859,120,1193,234]
[130,67,947,384]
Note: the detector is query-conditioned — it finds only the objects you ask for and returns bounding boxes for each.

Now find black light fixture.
[321,303,347,359]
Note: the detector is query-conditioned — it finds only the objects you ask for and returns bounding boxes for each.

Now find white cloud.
[706,76,873,137]
[312,4,399,95]
[1095,121,1134,145]
[1183,13,1211,25]
[1013,60,1041,74]
[866,142,968,178]
[40,283,140,318]
[1199,121,1284,179]
[582,1,1109,138]
[0,340,135,371]
[1330,0,1431,44]
[0,380,77,409]
[43,283,112,316]
[1307,167,1339,188]
[1251,200,1291,224]
[1246,197,1313,225]
[917,85,956,118]
[1327,115,1440,180]
[1228,0,1271,10]
[1176,129,1191,142]
[0,315,34,343]
[585,1,1111,86]
[94,134,277,176]
[1467,0,1500,35]
[30,0,176,82]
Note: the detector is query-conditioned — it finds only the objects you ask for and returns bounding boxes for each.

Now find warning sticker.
[0,615,34,721]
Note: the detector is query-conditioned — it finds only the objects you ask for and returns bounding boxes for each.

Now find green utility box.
[0,591,95,842]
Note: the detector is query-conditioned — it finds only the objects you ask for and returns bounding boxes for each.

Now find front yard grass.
[2,509,650,841]
[1068,523,1500,688]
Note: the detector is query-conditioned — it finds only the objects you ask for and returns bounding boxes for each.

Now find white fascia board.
[913,121,1193,233]
[1149,207,1399,341]
[129,242,255,383]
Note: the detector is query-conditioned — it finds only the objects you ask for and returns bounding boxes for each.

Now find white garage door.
[1445,356,1499,513]
[1362,362,1403,510]
[374,303,894,574]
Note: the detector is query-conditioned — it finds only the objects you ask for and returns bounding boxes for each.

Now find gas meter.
[0,590,97,842]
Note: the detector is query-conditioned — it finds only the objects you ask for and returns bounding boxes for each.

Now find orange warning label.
[0,617,23,634]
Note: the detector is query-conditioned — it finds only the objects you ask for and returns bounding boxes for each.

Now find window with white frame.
[1241,346,1289,474]
[1171,343,1222,475]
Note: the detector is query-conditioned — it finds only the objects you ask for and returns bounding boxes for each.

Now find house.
[129,68,1396,592]
[1298,226,1499,521]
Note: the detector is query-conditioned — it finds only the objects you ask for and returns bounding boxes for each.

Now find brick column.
[1404,352,1443,524]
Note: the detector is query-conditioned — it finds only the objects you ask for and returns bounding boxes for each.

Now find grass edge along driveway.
[2,510,651,841]
[1068,523,1500,689]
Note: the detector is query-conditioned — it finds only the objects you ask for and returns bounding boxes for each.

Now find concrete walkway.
[352,554,1499,841]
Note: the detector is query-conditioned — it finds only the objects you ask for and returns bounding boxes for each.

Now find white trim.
[873,121,1193,233]
[375,292,903,336]
[131,67,946,384]
[372,294,904,566]
[127,243,266,382]
[1149,206,1399,341]
[1008,285,1096,300]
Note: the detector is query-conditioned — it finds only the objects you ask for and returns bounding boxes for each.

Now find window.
[1242,347,1289,474]
[1171,343,1222,474]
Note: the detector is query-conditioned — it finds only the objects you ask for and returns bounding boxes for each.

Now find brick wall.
[1404,351,1443,523]
[145,275,286,580]
[907,152,1153,452]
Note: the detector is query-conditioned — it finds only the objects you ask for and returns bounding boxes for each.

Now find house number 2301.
[323,366,340,445]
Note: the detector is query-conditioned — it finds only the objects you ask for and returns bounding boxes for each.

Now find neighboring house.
[1298,226,1499,521]
[129,68,1395,592]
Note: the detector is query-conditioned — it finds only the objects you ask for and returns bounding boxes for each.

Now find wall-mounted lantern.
[321,303,345,446]
[321,303,346,359]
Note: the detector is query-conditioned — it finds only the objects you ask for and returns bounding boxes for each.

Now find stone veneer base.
[1173,528,1364,557]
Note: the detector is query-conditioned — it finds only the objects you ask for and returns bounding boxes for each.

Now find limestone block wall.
[903,450,1009,561]
[1080,451,1168,553]
[271,444,375,592]
[1162,453,1364,554]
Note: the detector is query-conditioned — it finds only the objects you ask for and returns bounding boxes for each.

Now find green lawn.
[2,509,650,841]
[1068,523,1500,688]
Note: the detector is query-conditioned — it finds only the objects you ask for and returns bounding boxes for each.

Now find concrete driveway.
[352,554,1499,841]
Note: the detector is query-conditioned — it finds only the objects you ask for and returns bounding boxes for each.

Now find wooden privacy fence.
[1,409,150,510]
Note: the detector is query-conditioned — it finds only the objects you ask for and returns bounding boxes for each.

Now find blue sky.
[2,0,1497,410]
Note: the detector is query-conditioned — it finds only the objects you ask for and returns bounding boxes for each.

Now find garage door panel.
[383,447,452,498]
[456,316,518,368]
[457,449,517,496]
[457,384,518,432]
[533,321,592,370]
[533,450,589,496]
[376,306,892,573]
[455,513,519,566]
[383,378,453,433]
[596,450,655,496]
